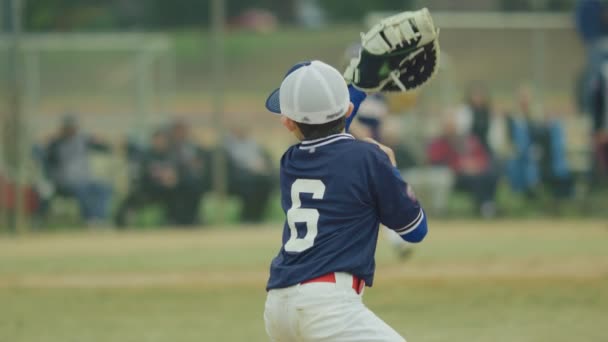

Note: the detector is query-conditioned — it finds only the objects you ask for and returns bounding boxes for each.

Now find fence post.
[7,0,26,234]
[211,0,227,224]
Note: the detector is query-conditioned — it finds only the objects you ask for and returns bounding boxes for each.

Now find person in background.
[169,120,211,226]
[589,75,608,184]
[576,0,608,184]
[348,93,389,141]
[456,82,493,156]
[45,115,112,225]
[575,0,608,113]
[537,112,576,199]
[114,129,179,227]
[382,126,418,171]
[223,125,275,223]
[505,86,541,198]
[383,121,455,219]
[575,0,608,47]
[428,115,499,218]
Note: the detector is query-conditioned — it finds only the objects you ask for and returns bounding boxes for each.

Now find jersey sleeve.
[368,146,428,242]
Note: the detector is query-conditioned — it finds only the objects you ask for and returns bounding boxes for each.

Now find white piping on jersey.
[299,133,355,150]
[301,133,354,145]
[394,209,424,235]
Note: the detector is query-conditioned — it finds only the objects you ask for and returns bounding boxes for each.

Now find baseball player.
[263,10,438,341]
[264,59,427,341]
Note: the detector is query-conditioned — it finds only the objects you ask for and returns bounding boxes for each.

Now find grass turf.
[0,220,607,341]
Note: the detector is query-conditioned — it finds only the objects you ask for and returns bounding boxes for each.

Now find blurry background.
[0,0,606,229]
[0,1,607,341]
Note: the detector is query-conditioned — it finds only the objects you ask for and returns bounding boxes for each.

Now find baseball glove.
[344,8,440,93]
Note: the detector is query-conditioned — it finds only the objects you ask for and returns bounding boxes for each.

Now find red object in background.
[0,174,39,215]
[229,8,278,33]
[427,135,490,174]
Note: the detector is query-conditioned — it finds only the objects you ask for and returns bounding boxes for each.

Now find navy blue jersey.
[267,134,425,290]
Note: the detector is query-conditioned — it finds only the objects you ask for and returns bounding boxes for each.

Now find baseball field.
[1,220,606,342]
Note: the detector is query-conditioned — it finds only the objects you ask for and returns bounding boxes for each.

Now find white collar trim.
[299,133,354,150]
[301,133,354,145]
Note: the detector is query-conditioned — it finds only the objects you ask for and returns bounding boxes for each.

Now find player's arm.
[345,85,367,132]
[366,140,427,243]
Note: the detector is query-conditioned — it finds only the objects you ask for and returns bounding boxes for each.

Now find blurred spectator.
[456,82,493,155]
[115,129,179,227]
[488,110,511,165]
[590,90,608,182]
[505,86,576,199]
[296,0,326,29]
[575,0,608,46]
[44,115,112,225]
[505,86,541,198]
[383,122,454,217]
[536,113,576,199]
[428,115,499,218]
[586,53,608,185]
[224,125,275,223]
[169,120,212,226]
[384,133,417,171]
[576,0,608,120]
[349,93,389,141]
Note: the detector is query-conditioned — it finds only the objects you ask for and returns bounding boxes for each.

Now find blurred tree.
[1,0,11,31]
[23,0,298,30]
[545,0,576,11]
[113,0,147,29]
[24,0,119,31]
[24,0,419,30]
[144,0,210,28]
[501,0,576,11]
[227,0,295,22]
[320,0,414,22]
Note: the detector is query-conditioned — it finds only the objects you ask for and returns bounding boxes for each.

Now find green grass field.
[1,220,607,342]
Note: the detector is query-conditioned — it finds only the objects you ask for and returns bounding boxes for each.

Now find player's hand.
[363,138,397,167]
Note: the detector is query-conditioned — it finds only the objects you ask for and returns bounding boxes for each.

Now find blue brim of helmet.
[265,88,281,114]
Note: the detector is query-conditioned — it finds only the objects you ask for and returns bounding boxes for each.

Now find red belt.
[301,273,365,294]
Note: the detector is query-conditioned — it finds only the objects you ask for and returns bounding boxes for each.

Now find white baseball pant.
[264,272,406,342]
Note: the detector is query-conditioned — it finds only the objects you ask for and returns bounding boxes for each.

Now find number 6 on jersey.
[284,179,326,253]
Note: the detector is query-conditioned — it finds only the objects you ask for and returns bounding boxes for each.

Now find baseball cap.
[265,60,350,124]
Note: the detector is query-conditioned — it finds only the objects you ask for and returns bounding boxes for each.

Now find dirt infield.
[1,262,604,290]
[1,220,606,289]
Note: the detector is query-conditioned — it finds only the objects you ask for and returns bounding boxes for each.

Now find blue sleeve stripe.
[394,209,424,235]
[401,214,427,243]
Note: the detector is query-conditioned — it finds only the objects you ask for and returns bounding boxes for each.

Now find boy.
[264,60,428,341]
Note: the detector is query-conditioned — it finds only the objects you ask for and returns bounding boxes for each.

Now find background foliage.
[21,0,577,31]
